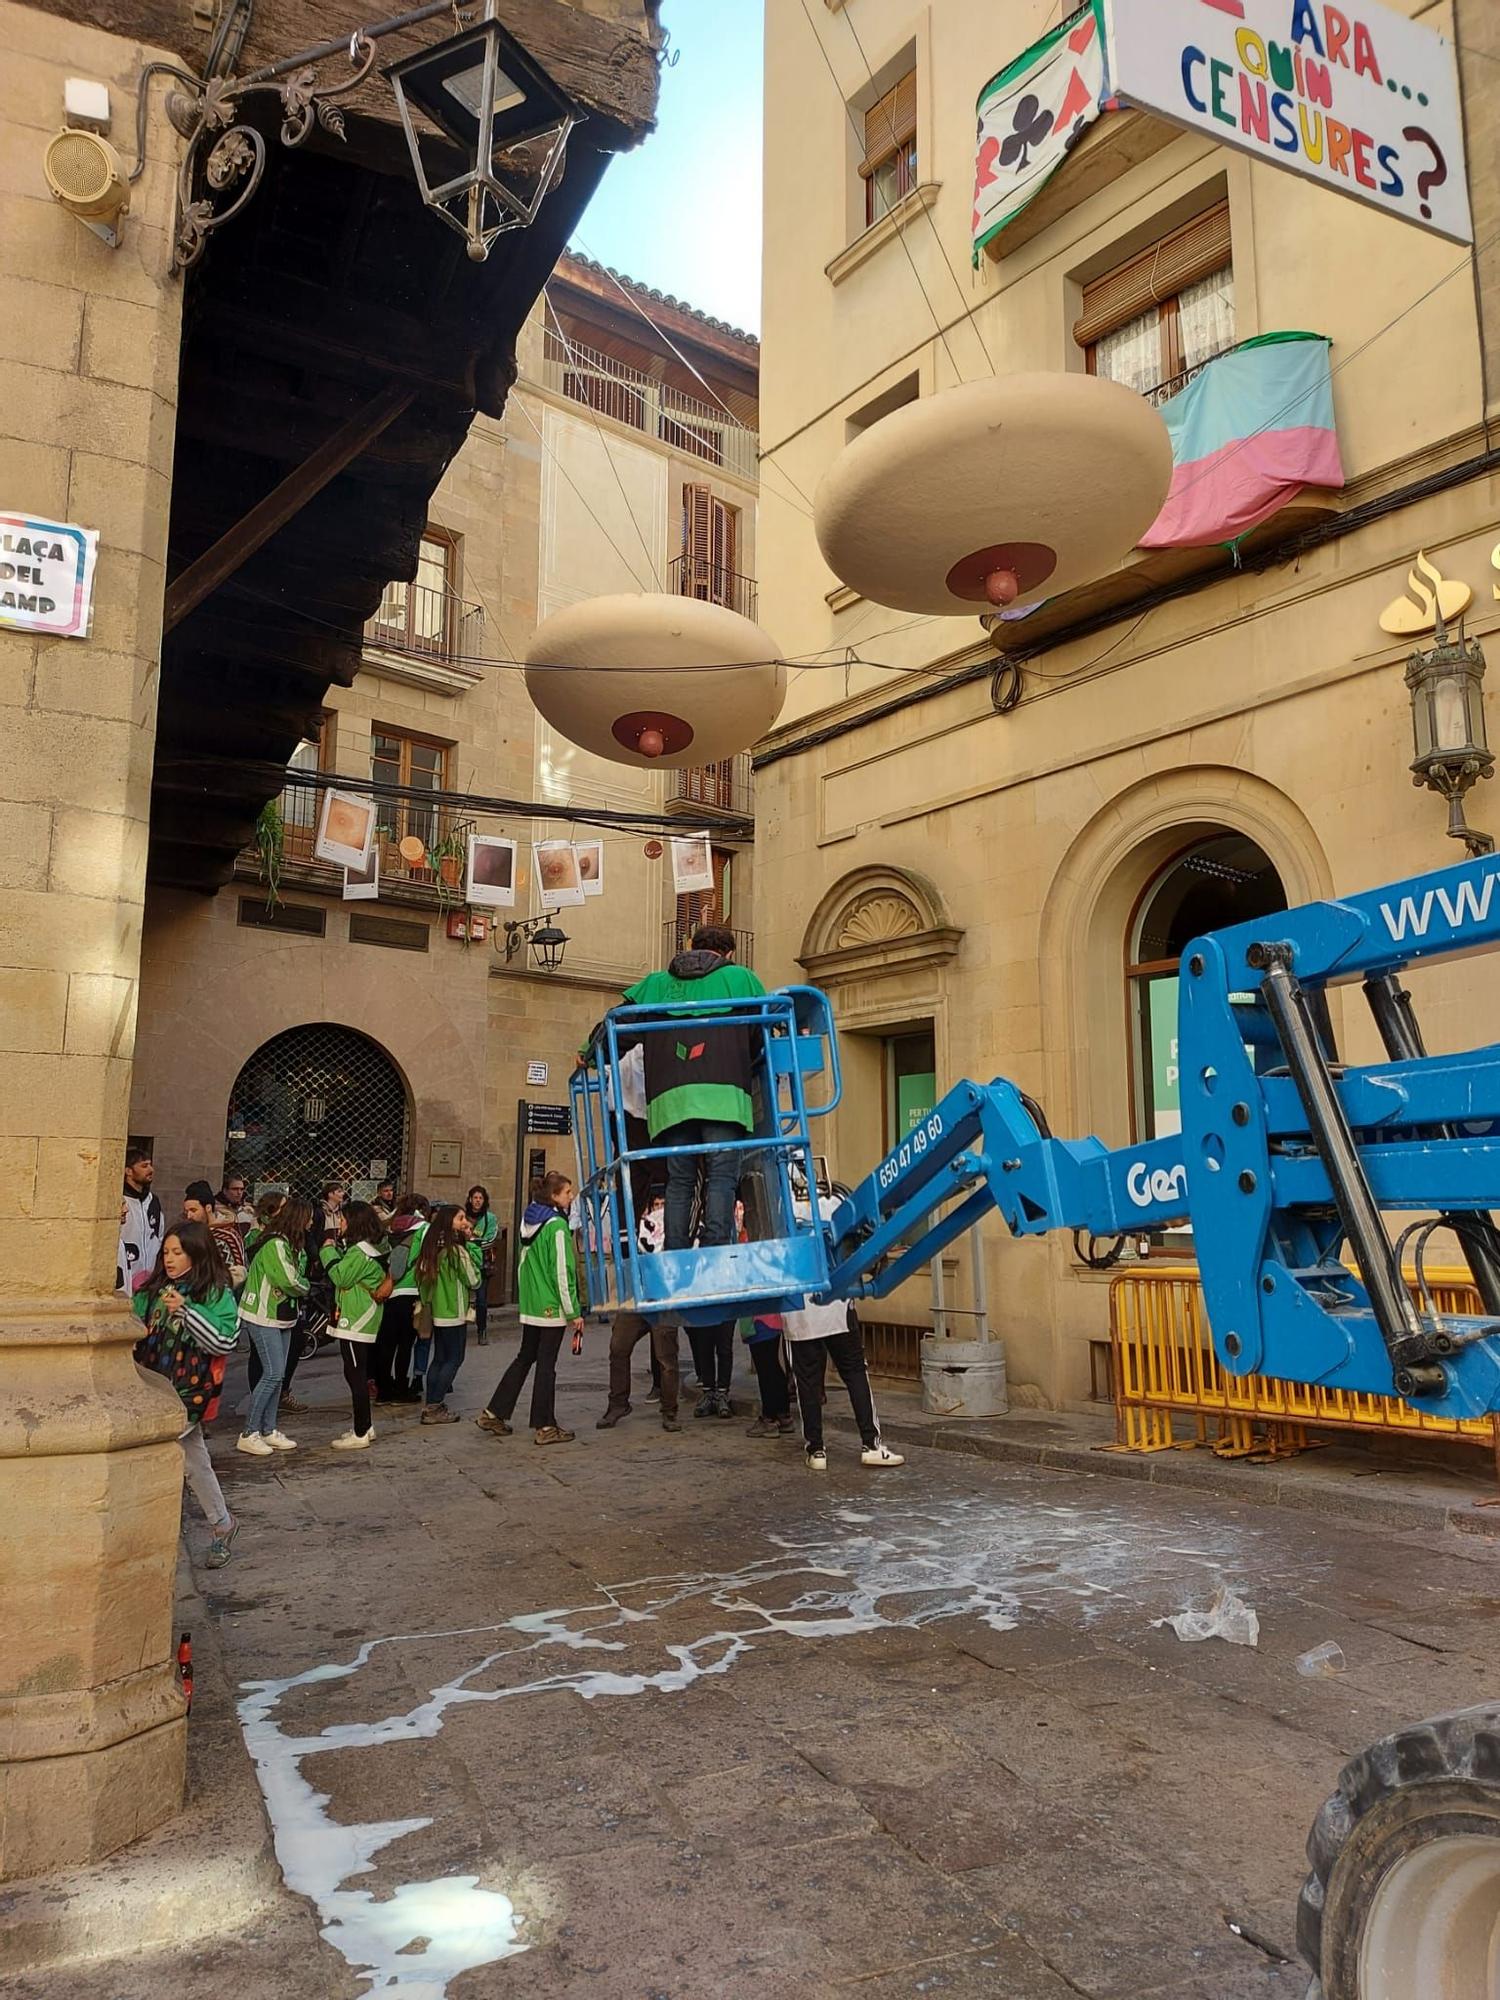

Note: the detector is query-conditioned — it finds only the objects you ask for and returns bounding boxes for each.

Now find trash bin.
[919,1337,1008,1417]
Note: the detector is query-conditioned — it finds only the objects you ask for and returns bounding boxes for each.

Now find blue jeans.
[426,1324,466,1405]
[660,1119,744,1249]
[244,1321,290,1435]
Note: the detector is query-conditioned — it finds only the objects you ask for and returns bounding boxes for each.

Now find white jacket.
[783,1195,854,1342]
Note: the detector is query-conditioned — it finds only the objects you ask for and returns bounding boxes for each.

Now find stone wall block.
[0,273,83,374]
[63,972,137,1060]
[0,969,68,1054]
[0,1053,129,1145]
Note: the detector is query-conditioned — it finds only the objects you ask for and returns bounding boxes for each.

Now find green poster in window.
[1148,976,1181,1138]
[896,1071,937,1139]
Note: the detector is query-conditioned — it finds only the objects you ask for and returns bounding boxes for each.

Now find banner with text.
[1104,0,1470,244]
[973,2,1109,260]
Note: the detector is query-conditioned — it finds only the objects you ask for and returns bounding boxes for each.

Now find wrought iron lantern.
[388,2,578,262]
[1405,627,1495,855]
[504,915,569,971]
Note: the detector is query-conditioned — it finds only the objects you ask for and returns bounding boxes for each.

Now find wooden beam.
[163,384,416,632]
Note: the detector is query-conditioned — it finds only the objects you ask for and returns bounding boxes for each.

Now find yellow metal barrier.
[1109,1263,1500,1474]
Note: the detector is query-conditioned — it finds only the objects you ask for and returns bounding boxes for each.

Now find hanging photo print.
[314,788,377,870]
[670,833,714,896]
[342,848,380,901]
[534,838,585,909]
[466,834,518,909]
[574,838,604,897]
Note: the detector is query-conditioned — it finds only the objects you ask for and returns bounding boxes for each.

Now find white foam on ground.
[238,1490,1268,1995]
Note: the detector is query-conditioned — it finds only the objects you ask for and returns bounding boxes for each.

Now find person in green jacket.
[133,1222,241,1568]
[416,1205,483,1425]
[620,924,767,1253]
[238,1199,311,1456]
[464,1183,500,1346]
[478,1171,581,1446]
[321,1201,393,1452]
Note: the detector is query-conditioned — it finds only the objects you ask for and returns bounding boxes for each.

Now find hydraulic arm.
[823,852,1500,1422]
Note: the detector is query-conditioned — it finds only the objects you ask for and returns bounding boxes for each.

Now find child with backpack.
[321,1200,393,1451]
[478,1171,582,1446]
[133,1221,241,1567]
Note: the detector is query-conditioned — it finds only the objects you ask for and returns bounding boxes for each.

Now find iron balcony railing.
[663,918,754,966]
[668,554,758,622]
[269,785,459,892]
[364,580,484,665]
[669,755,754,820]
[540,327,759,482]
[1142,340,1237,408]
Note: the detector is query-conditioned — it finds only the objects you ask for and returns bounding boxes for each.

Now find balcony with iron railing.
[663,917,754,966]
[243,781,470,903]
[1141,340,1237,408]
[363,581,485,681]
[665,753,754,824]
[539,326,759,482]
[668,553,758,622]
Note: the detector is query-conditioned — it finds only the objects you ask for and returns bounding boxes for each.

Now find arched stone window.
[799,865,962,986]
[223,1025,410,1199]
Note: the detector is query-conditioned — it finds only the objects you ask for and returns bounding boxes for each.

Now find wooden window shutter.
[1074,202,1232,347]
[710,497,737,581]
[683,482,712,562]
[860,69,917,176]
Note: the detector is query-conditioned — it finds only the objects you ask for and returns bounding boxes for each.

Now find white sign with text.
[0,513,99,638]
[1104,0,1471,244]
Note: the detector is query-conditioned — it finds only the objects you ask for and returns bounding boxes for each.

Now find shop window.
[860,67,917,227]
[371,726,450,855]
[885,1027,937,1149]
[1125,833,1286,1145]
[1077,202,1235,402]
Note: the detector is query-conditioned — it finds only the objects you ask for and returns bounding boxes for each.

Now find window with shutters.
[860,68,917,228]
[1076,202,1235,404]
[675,484,752,618]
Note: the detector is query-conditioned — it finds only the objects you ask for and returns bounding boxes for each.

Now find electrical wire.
[791,0,978,392]
[274,765,723,839]
[835,4,1000,376]
[541,287,668,586]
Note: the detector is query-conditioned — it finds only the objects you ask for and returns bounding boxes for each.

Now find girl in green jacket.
[321,1201,393,1452]
[133,1221,241,1568]
[416,1206,483,1424]
[478,1171,581,1447]
[465,1184,500,1346]
[239,1199,311,1457]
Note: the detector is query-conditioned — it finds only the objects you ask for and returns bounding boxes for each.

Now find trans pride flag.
[1140,332,1344,550]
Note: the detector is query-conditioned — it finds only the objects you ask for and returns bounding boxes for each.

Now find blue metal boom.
[573,853,1500,1419]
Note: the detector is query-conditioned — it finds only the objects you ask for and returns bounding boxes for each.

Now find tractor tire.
[1297,1703,1500,1999]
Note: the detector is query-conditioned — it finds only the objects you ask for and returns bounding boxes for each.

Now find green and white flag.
[973,1,1110,260]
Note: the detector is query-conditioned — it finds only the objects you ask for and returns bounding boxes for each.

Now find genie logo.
[1126,1159,1188,1210]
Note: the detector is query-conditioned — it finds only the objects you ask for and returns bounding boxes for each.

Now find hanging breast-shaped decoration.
[815,373,1174,617]
[524,593,787,768]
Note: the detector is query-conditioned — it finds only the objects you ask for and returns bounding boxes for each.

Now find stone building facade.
[756,0,1500,1406]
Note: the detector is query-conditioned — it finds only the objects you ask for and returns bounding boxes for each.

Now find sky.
[571,1,765,334]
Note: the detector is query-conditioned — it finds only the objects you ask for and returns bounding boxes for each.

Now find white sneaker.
[806,1446,828,1472]
[264,1431,298,1452]
[330,1429,372,1451]
[236,1433,274,1457]
[861,1443,905,1468]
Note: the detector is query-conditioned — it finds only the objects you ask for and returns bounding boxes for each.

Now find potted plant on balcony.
[255,799,285,912]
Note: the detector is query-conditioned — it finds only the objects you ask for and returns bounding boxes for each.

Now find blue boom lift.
[574,848,1500,1423]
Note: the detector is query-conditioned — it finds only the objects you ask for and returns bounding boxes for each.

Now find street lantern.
[530,923,570,972]
[1405,628,1495,854]
[387,3,578,262]
[503,915,570,971]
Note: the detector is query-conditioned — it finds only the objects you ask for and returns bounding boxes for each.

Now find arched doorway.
[1126,831,1286,1142]
[223,1025,410,1200]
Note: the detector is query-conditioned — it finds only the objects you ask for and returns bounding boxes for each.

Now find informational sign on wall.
[1146,976,1182,1139]
[1104,0,1471,244]
[526,1060,549,1086]
[0,514,99,638]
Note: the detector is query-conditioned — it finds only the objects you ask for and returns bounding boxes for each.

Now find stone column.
[0,3,188,1880]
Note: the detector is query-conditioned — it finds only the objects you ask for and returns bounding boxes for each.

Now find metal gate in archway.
[223,1025,409,1201]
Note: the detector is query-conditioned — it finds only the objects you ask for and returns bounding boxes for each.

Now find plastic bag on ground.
[1154,1583,1259,1648]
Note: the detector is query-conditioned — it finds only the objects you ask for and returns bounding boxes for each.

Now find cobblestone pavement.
[36,1330,1500,1999]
